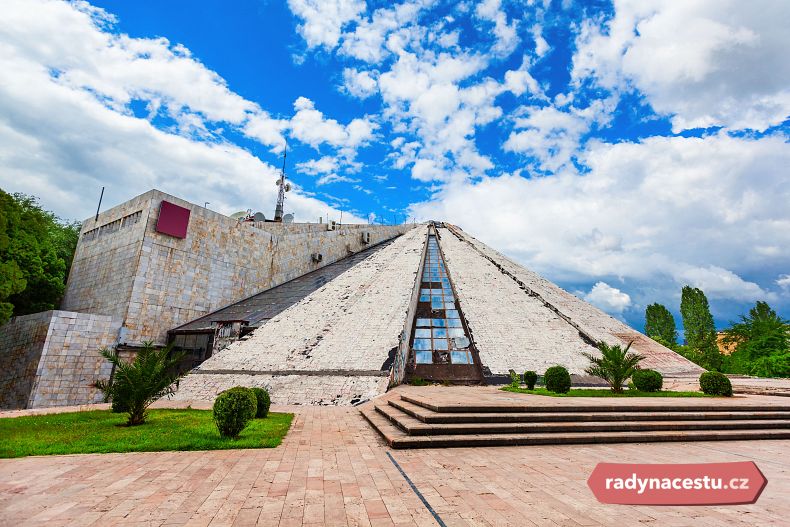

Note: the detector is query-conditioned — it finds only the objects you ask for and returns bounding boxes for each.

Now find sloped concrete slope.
[172,227,426,405]
[442,225,703,377]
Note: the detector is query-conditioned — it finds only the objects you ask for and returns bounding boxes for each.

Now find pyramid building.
[0,190,703,409]
[173,222,703,405]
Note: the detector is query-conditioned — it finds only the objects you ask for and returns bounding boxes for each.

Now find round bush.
[632,369,663,392]
[523,371,538,390]
[213,387,257,438]
[699,371,733,396]
[544,366,571,394]
[251,387,271,418]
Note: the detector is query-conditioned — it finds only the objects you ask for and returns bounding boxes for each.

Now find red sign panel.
[588,462,766,505]
[155,200,191,239]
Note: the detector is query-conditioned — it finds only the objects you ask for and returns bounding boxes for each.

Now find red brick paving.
[1,388,789,526]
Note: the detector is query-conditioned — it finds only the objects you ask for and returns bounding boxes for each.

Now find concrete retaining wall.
[0,311,121,409]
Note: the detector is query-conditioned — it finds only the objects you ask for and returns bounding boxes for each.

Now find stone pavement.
[2,387,790,526]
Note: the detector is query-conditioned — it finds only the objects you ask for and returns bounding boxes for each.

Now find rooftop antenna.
[274,141,290,222]
[95,186,105,223]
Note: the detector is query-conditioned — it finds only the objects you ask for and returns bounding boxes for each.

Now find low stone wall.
[0,311,121,409]
[170,373,389,406]
[0,312,51,409]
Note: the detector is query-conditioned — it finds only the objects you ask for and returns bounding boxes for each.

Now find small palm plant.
[583,341,644,393]
[94,342,185,426]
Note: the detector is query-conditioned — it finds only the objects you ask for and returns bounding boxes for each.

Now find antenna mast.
[274,142,289,222]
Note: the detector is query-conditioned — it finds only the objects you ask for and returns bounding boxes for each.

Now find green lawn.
[0,409,293,458]
[501,386,712,397]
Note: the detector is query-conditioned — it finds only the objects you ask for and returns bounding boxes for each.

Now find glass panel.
[432,328,447,338]
[445,310,460,318]
[433,338,448,350]
[447,328,466,337]
[416,318,432,327]
[432,319,446,327]
[451,351,471,364]
[414,328,431,338]
[413,338,431,350]
[446,319,462,327]
[416,351,432,364]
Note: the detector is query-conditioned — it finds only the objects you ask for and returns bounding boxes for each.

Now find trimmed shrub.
[213,387,257,438]
[251,387,271,418]
[632,369,663,392]
[699,371,733,396]
[544,366,571,394]
[523,371,538,390]
[509,369,521,388]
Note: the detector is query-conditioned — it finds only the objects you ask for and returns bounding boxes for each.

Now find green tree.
[680,286,722,371]
[723,301,789,378]
[94,342,185,426]
[583,341,645,393]
[645,303,678,347]
[0,190,80,323]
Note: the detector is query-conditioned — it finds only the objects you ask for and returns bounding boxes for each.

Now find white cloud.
[504,56,542,97]
[339,0,429,63]
[572,0,790,131]
[584,282,632,313]
[297,156,339,175]
[475,0,519,58]
[289,96,376,150]
[410,133,790,305]
[531,24,549,57]
[0,0,363,223]
[287,0,366,49]
[503,99,614,171]
[342,68,378,99]
[316,174,360,185]
[777,275,790,291]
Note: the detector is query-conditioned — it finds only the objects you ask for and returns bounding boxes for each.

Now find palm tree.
[94,342,185,426]
[583,341,644,393]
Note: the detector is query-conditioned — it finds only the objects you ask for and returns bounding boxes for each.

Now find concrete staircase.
[361,394,790,449]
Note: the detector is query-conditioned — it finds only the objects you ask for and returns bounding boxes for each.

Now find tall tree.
[0,190,80,323]
[645,303,678,347]
[680,286,722,371]
[724,301,789,378]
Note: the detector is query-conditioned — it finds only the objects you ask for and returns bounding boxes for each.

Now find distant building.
[717,331,740,355]
[0,190,703,409]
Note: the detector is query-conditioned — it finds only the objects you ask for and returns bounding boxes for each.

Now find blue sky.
[1,0,789,334]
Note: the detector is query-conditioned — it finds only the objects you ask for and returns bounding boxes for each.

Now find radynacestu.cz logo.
[588,462,767,505]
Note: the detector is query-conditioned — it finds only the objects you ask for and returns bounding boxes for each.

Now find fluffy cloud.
[410,133,789,306]
[584,282,632,313]
[289,97,376,152]
[777,275,790,291]
[573,0,790,131]
[0,0,363,222]
[475,0,519,58]
[287,0,366,49]
[342,68,378,98]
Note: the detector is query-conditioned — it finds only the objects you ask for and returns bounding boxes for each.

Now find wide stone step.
[400,394,790,414]
[388,398,790,424]
[375,404,790,436]
[361,407,790,449]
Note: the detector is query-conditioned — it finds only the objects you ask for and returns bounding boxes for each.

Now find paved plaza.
[1,387,789,526]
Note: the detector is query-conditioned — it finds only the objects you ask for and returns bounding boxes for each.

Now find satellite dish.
[252,212,266,222]
[230,211,248,220]
[283,213,294,224]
